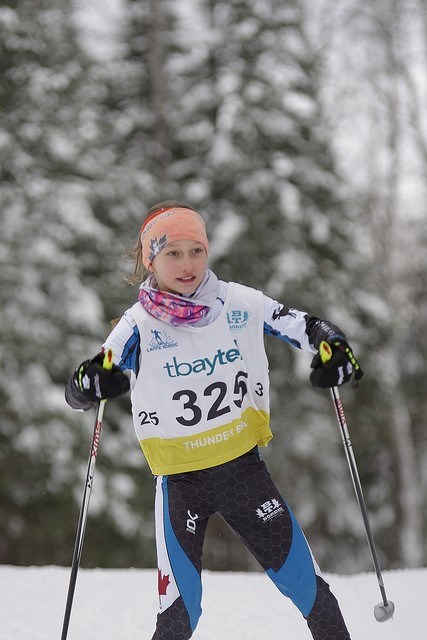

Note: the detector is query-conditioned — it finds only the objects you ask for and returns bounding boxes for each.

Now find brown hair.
[125,200,198,286]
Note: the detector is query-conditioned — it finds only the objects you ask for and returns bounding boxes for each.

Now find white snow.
[0,564,424,639]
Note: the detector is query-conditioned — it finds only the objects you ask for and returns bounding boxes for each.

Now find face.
[149,239,208,294]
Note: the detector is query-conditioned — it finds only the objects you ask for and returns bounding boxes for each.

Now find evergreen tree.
[311,0,427,569]
[0,0,154,567]
[4,0,424,574]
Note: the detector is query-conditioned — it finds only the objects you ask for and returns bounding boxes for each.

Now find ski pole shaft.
[60,349,113,640]
[329,385,389,604]
[318,342,394,621]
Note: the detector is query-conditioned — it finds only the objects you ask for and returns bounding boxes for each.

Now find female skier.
[65,201,356,640]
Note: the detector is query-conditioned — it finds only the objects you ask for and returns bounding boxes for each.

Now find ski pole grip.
[319,340,365,385]
[102,348,114,371]
[319,341,333,363]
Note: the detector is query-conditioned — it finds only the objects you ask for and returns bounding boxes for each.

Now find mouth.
[177,276,196,285]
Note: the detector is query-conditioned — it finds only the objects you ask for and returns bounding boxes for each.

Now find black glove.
[310,337,359,389]
[73,352,130,401]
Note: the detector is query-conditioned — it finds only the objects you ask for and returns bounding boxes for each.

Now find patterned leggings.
[151,448,350,640]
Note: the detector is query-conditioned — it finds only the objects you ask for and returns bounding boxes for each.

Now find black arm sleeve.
[305,316,347,351]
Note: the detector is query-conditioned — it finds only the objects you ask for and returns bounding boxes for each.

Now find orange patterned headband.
[140,206,209,268]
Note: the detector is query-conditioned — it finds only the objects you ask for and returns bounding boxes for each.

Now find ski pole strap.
[319,340,364,383]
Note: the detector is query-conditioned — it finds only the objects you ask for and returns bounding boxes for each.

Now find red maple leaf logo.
[158,569,170,596]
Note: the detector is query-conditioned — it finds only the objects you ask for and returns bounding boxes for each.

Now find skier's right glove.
[72,351,130,402]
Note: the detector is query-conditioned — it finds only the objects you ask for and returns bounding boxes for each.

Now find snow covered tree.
[3,0,424,575]
[0,0,154,567]
[313,0,427,568]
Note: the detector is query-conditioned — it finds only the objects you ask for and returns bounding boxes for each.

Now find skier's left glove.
[309,337,361,389]
[73,351,130,402]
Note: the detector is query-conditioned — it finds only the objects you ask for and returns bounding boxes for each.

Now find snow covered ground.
[0,564,424,639]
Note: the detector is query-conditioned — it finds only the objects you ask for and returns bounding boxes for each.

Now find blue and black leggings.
[152,448,350,640]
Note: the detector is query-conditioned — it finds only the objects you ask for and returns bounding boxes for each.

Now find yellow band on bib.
[140,407,271,475]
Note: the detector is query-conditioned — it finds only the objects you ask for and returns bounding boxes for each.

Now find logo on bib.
[227,309,249,330]
[163,346,242,377]
[147,329,178,352]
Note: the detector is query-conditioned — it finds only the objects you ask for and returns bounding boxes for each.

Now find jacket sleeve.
[263,294,346,353]
[103,311,142,376]
[64,310,141,412]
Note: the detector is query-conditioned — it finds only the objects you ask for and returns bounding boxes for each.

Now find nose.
[180,254,193,273]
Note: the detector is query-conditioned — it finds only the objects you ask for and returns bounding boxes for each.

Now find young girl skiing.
[66,201,357,640]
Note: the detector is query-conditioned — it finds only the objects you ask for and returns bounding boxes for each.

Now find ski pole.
[319,342,395,622]
[60,348,114,640]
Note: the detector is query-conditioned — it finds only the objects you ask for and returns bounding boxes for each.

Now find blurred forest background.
[1,0,426,575]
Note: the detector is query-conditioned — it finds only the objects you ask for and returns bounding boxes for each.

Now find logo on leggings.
[158,569,170,595]
[256,498,284,523]
[186,510,199,534]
